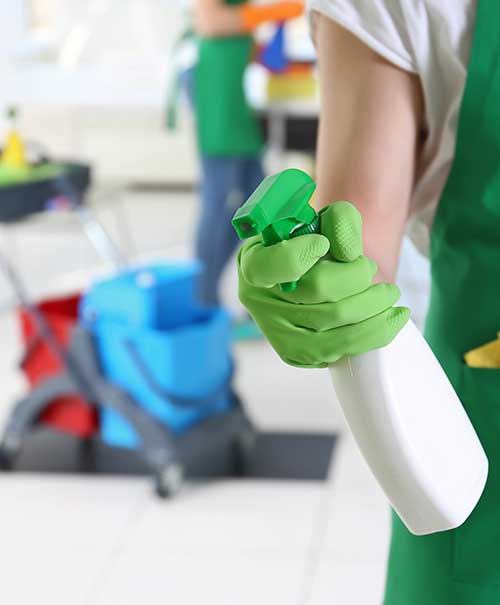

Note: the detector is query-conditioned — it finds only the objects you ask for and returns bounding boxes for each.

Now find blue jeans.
[196,156,264,305]
[181,68,264,305]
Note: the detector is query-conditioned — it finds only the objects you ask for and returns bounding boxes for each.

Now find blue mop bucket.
[80,261,205,329]
[80,262,234,449]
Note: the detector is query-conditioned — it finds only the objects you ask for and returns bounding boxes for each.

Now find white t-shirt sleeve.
[307,0,418,73]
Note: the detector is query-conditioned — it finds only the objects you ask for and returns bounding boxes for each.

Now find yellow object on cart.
[0,107,61,187]
[1,130,27,170]
[1,107,28,170]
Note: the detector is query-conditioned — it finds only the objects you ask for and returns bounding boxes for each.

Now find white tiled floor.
[0,189,429,604]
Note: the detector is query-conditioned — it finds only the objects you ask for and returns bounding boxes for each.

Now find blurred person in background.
[172,0,303,317]
[237,0,500,602]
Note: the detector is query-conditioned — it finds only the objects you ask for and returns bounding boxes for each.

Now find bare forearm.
[315,15,424,280]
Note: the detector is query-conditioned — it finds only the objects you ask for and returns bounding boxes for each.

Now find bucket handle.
[122,339,234,409]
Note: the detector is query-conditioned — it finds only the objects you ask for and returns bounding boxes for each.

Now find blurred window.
[21,1,178,67]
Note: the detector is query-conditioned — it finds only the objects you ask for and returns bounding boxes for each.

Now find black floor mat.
[9,427,337,482]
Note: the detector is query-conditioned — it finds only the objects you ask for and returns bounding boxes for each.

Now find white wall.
[0,1,26,57]
[0,0,197,184]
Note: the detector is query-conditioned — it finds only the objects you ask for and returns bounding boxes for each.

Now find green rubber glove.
[238,201,410,368]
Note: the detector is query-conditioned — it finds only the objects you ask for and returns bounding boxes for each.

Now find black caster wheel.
[79,437,97,472]
[155,463,185,499]
[233,427,257,476]
[0,446,17,471]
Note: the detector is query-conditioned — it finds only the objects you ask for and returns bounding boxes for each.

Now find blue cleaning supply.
[92,308,233,448]
[80,261,234,449]
[80,262,205,330]
[260,24,288,73]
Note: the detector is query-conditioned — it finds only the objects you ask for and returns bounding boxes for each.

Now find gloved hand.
[241,2,304,32]
[238,201,410,368]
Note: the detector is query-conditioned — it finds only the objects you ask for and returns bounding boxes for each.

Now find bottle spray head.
[232,168,320,291]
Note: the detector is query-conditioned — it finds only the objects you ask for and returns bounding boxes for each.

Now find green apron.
[385,1,500,603]
[195,0,264,157]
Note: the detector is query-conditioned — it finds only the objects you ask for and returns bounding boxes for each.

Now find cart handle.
[18,333,43,370]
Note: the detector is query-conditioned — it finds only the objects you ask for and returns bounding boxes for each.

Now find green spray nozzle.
[232,168,320,292]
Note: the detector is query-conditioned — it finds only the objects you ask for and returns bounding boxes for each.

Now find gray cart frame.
[0,165,255,497]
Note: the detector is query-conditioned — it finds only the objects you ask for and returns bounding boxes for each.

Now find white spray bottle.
[233,169,488,536]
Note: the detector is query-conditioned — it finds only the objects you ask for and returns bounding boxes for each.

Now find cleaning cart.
[0,141,255,497]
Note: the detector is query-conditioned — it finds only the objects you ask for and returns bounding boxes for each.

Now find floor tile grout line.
[296,437,345,605]
[83,487,150,605]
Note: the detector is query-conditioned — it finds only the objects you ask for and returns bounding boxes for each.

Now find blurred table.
[259,100,319,157]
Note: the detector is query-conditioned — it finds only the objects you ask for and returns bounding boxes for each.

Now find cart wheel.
[155,463,184,499]
[233,427,257,476]
[79,437,97,472]
[0,446,17,471]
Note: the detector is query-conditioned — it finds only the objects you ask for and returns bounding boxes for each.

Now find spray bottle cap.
[232,168,320,291]
[232,168,319,246]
